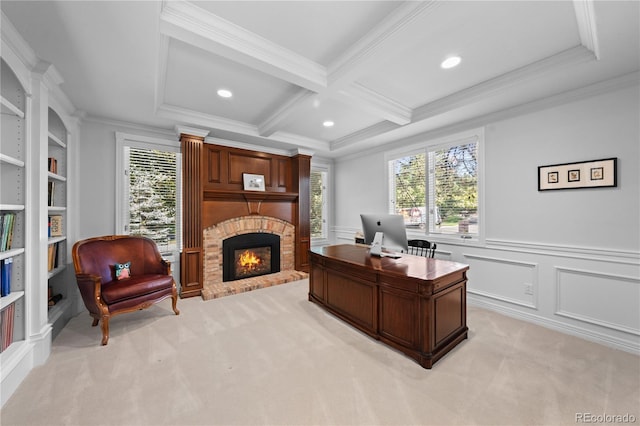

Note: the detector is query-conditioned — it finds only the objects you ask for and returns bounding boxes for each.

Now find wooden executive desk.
[309,244,469,368]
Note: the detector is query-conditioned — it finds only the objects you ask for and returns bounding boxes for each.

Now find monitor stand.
[369,232,383,256]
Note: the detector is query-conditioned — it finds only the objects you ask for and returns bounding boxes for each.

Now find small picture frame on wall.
[538,158,617,191]
[243,173,266,191]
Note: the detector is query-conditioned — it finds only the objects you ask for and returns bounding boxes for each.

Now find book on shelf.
[0,302,16,353]
[48,157,58,174]
[1,257,12,297]
[48,243,57,271]
[0,213,16,251]
[48,181,55,206]
[49,215,63,237]
[47,242,62,271]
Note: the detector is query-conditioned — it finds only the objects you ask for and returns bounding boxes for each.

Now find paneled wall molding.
[555,266,640,336]
[463,253,539,310]
[468,295,639,354]
[463,253,538,268]
[334,228,638,264]
[485,238,639,265]
[468,289,536,310]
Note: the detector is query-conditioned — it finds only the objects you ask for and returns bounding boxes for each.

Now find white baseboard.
[468,294,640,355]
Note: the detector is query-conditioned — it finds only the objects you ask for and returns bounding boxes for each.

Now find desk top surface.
[310,244,468,282]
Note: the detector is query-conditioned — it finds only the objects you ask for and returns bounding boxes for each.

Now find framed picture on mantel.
[538,158,617,191]
[243,173,266,191]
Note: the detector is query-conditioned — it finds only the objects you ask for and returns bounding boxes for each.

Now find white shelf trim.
[0,291,25,311]
[0,95,24,118]
[0,248,25,261]
[0,204,25,211]
[47,131,66,149]
[47,264,66,279]
[0,153,25,168]
[47,171,66,182]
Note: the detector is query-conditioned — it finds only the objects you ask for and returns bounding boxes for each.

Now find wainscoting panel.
[463,254,538,309]
[556,267,640,335]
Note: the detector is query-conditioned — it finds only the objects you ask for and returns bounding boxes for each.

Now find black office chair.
[407,239,437,258]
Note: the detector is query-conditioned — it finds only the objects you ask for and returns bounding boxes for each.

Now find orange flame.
[238,250,261,270]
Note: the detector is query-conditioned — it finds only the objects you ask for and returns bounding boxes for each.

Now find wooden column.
[180,133,203,298]
[292,154,311,272]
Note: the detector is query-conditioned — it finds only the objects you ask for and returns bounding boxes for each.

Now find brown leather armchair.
[72,235,180,345]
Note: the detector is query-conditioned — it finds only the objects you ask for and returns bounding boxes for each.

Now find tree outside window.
[128,148,178,252]
[389,140,478,236]
[310,169,327,239]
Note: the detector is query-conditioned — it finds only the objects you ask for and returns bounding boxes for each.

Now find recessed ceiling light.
[323,120,334,127]
[217,89,233,98]
[441,56,461,69]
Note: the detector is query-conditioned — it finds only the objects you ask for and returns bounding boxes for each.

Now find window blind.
[310,170,326,238]
[127,147,180,253]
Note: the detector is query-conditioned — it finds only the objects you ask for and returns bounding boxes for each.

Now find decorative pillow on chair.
[114,261,131,280]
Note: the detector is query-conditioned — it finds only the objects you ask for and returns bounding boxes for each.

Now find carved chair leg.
[172,294,180,316]
[92,318,99,327]
[100,317,110,345]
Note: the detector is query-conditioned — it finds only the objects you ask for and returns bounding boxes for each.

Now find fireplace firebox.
[222,233,280,282]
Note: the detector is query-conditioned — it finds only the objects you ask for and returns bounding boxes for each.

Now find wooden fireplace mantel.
[180,135,311,298]
[203,189,299,202]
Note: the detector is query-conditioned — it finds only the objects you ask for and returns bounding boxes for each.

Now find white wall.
[77,119,175,239]
[332,80,640,353]
[484,86,639,249]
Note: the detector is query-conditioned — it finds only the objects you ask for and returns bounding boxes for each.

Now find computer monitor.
[360,213,409,254]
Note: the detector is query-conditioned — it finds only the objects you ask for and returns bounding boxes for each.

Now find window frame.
[385,128,485,244]
[310,159,332,246]
[115,132,182,253]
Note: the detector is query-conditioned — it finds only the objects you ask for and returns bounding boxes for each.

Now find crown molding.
[412,45,596,122]
[158,103,257,135]
[338,83,412,125]
[334,71,639,161]
[158,102,330,153]
[573,0,601,60]
[1,11,38,71]
[159,0,326,92]
[175,125,209,139]
[205,136,291,157]
[327,1,440,89]
[82,114,176,139]
[204,137,314,158]
[257,89,315,137]
[331,121,399,150]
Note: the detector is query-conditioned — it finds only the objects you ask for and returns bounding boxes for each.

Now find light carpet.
[1,279,638,426]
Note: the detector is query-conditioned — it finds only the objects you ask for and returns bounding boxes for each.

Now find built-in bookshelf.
[47,107,70,330]
[2,13,81,407]
[0,58,27,356]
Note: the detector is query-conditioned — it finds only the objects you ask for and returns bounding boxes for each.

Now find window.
[388,129,482,239]
[310,168,328,239]
[126,147,179,252]
[116,133,181,254]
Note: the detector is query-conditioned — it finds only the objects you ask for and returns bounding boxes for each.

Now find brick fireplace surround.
[201,215,308,300]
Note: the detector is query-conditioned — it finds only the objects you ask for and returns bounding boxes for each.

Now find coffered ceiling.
[2,1,638,158]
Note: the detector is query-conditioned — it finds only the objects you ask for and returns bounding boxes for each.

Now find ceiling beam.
[257,89,316,137]
[157,103,330,152]
[159,0,327,92]
[573,0,601,60]
[338,83,412,125]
